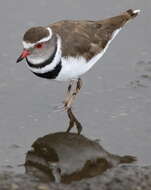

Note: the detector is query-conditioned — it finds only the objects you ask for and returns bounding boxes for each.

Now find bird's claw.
[53,103,71,112]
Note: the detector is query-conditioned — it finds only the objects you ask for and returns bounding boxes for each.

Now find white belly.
[56,28,121,81]
[56,53,103,81]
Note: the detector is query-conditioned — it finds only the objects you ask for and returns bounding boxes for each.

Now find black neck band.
[32,60,62,79]
[26,35,61,79]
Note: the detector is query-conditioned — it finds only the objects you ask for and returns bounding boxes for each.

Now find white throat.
[27,54,50,65]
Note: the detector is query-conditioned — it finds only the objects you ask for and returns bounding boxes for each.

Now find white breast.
[56,53,103,81]
[56,28,121,81]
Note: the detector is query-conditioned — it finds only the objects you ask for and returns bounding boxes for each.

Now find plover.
[17,9,140,109]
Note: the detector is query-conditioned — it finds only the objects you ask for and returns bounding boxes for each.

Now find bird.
[17,9,140,110]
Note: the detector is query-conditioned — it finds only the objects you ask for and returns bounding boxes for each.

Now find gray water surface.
[0,0,150,173]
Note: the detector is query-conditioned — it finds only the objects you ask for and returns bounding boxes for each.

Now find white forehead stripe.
[22,41,34,49]
[22,27,53,49]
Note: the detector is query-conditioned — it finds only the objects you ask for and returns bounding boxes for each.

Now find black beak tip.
[16,57,23,63]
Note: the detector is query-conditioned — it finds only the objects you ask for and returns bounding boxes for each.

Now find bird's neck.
[26,35,62,75]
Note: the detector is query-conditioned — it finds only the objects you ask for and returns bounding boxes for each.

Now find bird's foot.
[53,104,66,112]
[53,102,72,112]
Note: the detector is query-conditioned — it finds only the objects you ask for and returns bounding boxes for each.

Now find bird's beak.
[16,49,30,63]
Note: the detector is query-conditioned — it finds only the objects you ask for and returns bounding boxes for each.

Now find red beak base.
[16,50,30,63]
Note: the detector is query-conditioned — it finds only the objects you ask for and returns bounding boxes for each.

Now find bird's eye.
[36,43,43,49]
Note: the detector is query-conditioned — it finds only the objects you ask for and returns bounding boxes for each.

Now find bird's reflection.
[25,108,136,184]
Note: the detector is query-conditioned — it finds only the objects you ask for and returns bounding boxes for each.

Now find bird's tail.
[97,9,141,30]
[124,9,141,19]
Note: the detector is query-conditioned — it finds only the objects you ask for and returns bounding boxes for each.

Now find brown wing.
[49,10,137,61]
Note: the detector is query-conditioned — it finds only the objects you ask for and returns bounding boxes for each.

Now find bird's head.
[17,26,56,64]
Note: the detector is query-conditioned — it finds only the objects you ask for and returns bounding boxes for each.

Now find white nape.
[22,27,53,49]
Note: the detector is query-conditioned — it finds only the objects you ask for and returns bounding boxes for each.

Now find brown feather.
[23,26,49,43]
[49,10,137,61]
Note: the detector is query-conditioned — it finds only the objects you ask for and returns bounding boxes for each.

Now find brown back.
[49,9,138,60]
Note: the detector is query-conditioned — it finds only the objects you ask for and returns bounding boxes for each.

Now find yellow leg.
[63,80,75,105]
[64,78,83,110]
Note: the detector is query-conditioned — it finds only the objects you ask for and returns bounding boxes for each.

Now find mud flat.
[1,132,151,190]
[0,165,151,190]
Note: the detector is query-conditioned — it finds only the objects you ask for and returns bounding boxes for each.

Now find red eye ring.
[36,43,43,49]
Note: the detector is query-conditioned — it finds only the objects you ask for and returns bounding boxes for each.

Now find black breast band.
[26,34,62,79]
[32,60,62,79]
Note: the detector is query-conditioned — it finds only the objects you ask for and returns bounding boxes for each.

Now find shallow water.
[0,0,151,175]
